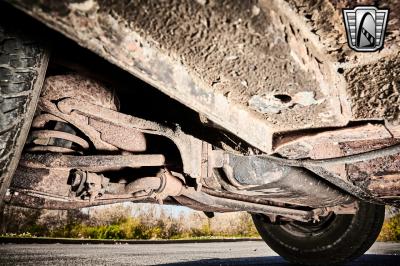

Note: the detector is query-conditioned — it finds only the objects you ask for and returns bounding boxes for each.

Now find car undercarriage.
[0,1,399,265]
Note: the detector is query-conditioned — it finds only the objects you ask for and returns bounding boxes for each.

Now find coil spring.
[26,113,90,154]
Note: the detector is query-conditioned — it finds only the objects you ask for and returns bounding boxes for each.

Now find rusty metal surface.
[124,177,161,195]
[180,187,316,222]
[121,171,185,203]
[88,118,146,152]
[38,74,121,151]
[8,164,181,209]
[4,191,174,209]
[173,196,233,213]
[31,74,203,177]
[10,151,351,220]
[368,175,400,197]
[9,164,183,210]
[10,73,205,211]
[201,187,276,207]
[340,139,400,200]
[4,2,400,211]
[4,0,400,166]
[265,0,400,125]
[207,148,399,204]
[71,170,109,201]
[274,124,393,159]
[26,146,78,154]
[7,0,364,154]
[55,97,202,177]
[31,113,66,128]
[11,166,72,198]
[155,170,184,201]
[30,129,90,149]
[18,83,400,210]
[39,98,118,151]
[41,74,118,110]
[20,153,166,172]
[7,0,400,152]
[211,152,355,207]
[11,166,115,203]
[30,75,146,153]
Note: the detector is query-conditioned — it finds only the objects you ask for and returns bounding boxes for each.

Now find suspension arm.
[20,153,166,172]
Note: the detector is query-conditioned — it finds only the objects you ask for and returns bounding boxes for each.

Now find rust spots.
[88,118,146,152]
[342,138,400,198]
[368,174,400,197]
[248,91,321,115]
[41,74,118,110]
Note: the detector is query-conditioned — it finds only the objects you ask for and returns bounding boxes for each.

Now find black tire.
[252,201,385,266]
[0,2,49,206]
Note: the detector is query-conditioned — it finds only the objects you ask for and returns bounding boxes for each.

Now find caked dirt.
[97,0,338,130]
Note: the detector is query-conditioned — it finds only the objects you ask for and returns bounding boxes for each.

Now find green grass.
[3,204,398,242]
[378,214,400,242]
[1,206,259,240]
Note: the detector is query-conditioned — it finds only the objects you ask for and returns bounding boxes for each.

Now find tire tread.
[0,10,49,202]
[252,202,385,265]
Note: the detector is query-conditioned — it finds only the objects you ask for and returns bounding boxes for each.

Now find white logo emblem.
[343,6,389,52]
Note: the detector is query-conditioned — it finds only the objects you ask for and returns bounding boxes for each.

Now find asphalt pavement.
[0,241,399,265]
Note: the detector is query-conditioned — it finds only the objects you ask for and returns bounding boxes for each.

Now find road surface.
[0,241,399,265]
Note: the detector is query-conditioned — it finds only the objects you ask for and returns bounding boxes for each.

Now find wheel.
[252,201,385,265]
[0,2,49,206]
